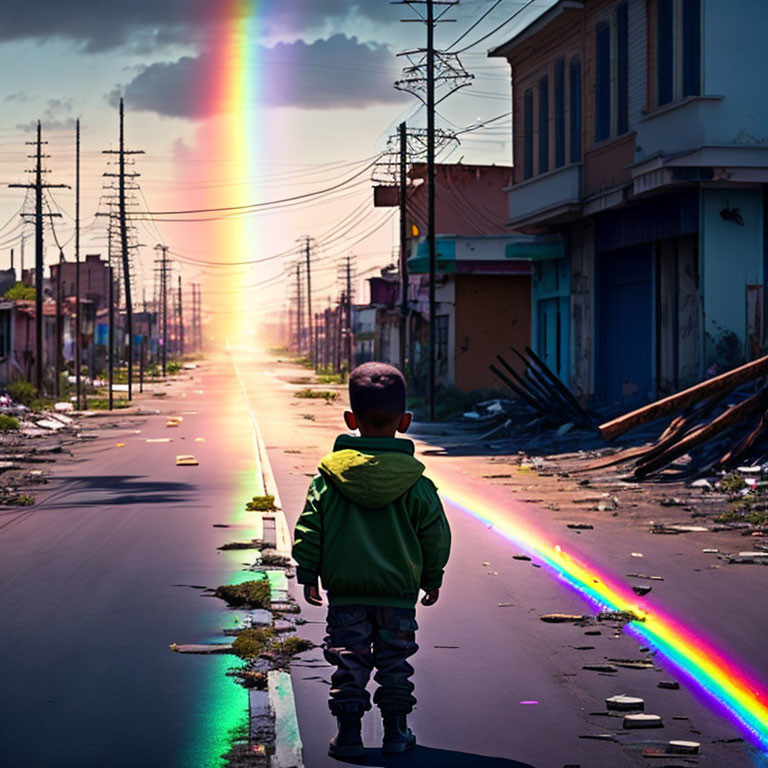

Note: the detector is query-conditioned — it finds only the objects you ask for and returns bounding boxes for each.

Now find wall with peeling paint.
[568,222,595,402]
[700,187,765,372]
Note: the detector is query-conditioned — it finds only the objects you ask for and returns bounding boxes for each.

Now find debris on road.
[170,643,235,655]
[567,522,594,530]
[606,695,644,711]
[658,680,680,690]
[175,454,199,466]
[540,613,589,623]
[583,664,617,673]
[623,713,663,729]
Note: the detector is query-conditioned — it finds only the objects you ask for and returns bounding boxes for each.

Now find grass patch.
[0,414,19,432]
[231,627,276,658]
[246,494,276,512]
[7,380,37,407]
[719,472,747,495]
[294,388,339,403]
[214,578,271,609]
[271,636,314,657]
[85,398,131,410]
[231,628,314,662]
[716,507,768,525]
[316,372,344,385]
[14,494,35,506]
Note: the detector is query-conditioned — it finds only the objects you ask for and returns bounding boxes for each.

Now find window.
[523,89,534,179]
[682,0,701,97]
[658,0,674,105]
[617,3,629,134]
[595,21,611,141]
[657,0,701,105]
[554,58,566,168]
[570,58,582,161]
[538,76,549,173]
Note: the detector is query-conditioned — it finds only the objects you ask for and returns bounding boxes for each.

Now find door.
[597,245,654,406]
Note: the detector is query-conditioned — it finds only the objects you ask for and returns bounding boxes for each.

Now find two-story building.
[490,0,768,407]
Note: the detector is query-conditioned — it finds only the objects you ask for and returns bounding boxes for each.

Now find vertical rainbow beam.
[205,0,261,343]
[440,482,768,751]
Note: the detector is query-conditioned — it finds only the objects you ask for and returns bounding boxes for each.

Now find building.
[490,0,768,407]
[49,253,111,309]
[374,163,564,392]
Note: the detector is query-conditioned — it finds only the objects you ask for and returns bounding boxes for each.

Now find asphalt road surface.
[1,350,767,768]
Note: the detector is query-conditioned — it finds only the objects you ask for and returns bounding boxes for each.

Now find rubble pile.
[591,355,768,480]
[488,346,594,430]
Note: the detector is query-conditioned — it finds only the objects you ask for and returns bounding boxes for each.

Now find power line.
[130,156,383,218]
[452,0,538,53]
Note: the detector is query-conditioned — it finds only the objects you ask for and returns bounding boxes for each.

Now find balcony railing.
[506,163,582,228]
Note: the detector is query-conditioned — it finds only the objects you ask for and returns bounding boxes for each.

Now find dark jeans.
[324,605,419,715]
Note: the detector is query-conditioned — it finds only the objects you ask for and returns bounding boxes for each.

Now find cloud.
[110,35,407,117]
[15,97,77,132]
[0,1,397,52]
[4,91,33,103]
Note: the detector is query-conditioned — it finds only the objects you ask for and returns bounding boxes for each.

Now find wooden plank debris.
[600,354,768,440]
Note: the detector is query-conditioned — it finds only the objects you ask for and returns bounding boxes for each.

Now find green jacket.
[292,434,451,609]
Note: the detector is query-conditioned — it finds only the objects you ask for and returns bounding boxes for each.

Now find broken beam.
[600,354,768,441]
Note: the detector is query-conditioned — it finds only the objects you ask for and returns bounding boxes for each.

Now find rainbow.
[438,477,768,752]
[196,0,261,342]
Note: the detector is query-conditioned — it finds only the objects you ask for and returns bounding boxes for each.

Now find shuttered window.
[570,58,582,161]
[538,76,549,173]
[554,58,566,168]
[682,0,701,97]
[617,3,629,134]
[595,22,611,141]
[524,89,534,179]
[658,0,675,105]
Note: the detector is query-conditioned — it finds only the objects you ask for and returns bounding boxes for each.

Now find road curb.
[229,350,305,766]
[268,670,305,768]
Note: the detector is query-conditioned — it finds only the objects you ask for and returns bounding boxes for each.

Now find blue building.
[490,0,768,408]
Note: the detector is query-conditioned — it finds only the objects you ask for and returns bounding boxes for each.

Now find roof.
[488,1,582,59]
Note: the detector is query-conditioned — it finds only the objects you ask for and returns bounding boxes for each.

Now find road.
[1,350,766,767]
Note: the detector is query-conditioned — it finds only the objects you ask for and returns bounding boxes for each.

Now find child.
[292,362,451,758]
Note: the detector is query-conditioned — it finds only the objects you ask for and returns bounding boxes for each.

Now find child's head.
[344,362,412,437]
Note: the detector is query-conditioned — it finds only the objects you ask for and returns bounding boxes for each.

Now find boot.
[328,712,365,759]
[382,713,416,754]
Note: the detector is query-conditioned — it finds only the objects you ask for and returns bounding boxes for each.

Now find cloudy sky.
[0,0,551,332]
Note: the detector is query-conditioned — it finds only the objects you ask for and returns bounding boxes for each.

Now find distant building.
[50,253,111,309]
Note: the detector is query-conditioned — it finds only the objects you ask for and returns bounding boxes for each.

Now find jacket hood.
[319,437,425,509]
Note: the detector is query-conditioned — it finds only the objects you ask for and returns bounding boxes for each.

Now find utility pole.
[103,99,143,400]
[55,248,63,398]
[295,263,303,356]
[314,312,320,372]
[154,244,169,375]
[303,237,313,363]
[143,288,152,367]
[9,121,68,392]
[108,262,114,411]
[345,255,353,375]
[399,121,409,372]
[395,0,469,419]
[177,273,184,357]
[75,119,82,409]
[426,0,437,420]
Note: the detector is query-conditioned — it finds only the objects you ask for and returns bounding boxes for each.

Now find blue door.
[597,245,654,405]
[533,258,570,384]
